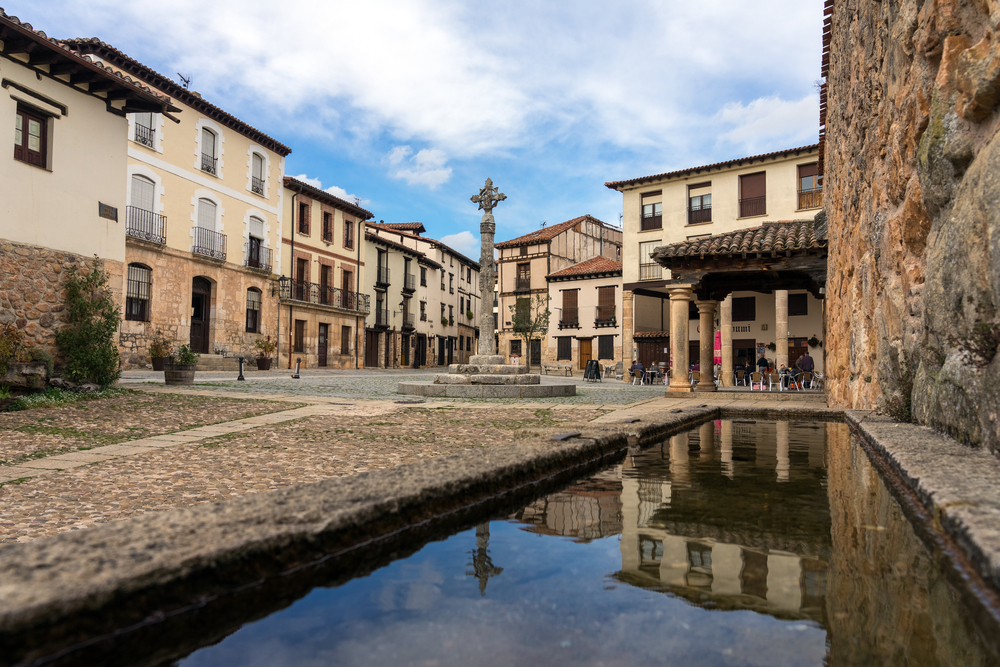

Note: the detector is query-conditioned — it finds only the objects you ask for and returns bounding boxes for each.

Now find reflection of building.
[512,467,623,542]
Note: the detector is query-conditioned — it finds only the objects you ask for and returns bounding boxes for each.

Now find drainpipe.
[288,192,297,369]
[355,217,363,369]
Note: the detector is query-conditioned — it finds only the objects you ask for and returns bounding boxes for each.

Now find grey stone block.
[434,374,471,385]
[469,355,504,365]
[445,385,485,398]
[448,364,528,375]
[469,375,540,385]
[519,385,577,398]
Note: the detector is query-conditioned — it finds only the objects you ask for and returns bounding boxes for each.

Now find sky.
[13,0,822,259]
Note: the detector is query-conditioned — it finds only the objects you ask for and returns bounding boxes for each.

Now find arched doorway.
[190,277,212,353]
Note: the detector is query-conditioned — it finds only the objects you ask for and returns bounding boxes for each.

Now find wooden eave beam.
[70,70,99,85]
[49,62,79,76]
[27,51,60,66]
[0,36,36,55]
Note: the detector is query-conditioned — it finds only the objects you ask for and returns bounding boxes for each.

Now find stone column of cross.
[470,178,506,357]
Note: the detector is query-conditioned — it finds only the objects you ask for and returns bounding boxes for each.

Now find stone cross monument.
[470,178,505,357]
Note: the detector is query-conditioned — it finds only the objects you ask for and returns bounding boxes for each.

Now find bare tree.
[508,293,550,371]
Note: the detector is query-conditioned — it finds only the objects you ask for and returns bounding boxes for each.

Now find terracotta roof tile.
[605,145,819,190]
[547,256,622,279]
[633,331,669,339]
[495,215,613,249]
[380,222,426,234]
[364,232,423,258]
[652,220,827,263]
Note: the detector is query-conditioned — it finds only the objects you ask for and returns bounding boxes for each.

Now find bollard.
[237,356,245,382]
[292,357,301,379]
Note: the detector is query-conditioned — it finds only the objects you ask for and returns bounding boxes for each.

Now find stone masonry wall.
[825,0,1000,452]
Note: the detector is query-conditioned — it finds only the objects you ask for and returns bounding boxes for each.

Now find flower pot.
[164,363,197,386]
[151,357,167,371]
[256,357,272,371]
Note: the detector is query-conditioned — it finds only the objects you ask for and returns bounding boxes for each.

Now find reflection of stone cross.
[470,178,506,215]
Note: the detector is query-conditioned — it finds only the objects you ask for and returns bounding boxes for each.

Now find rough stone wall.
[826,0,1000,453]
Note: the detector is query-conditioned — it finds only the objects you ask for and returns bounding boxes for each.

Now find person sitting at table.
[778,363,791,388]
[629,360,644,379]
[690,362,700,372]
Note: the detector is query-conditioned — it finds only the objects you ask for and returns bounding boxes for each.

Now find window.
[448,305,454,323]
[420,267,427,286]
[515,297,530,323]
[14,105,47,169]
[561,290,578,328]
[298,202,310,235]
[246,288,262,333]
[467,267,472,282]
[133,112,155,148]
[788,293,808,317]
[342,326,351,355]
[732,296,756,322]
[420,301,427,321]
[323,212,333,242]
[201,128,218,175]
[739,172,766,217]
[459,335,464,351]
[641,191,662,230]
[493,312,498,330]
[344,218,355,248]
[449,273,454,293]
[294,320,306,352]
[798,163,823,209]
[440,270,445,290]
[598,335,614,360]
[466,337,471,351]
[197,198,216,229]
[639,240,661,281]
[125,263,152,322]
[320,265,331,304]
[516,263,530,291]
[246,216,267,270]
[251,153,265,195]
[597,286,615,324]
[510,339,522,355]
[688,183,712,224]
[557,337,572,361]
[520,246,528,257]
[441,303,446,319]
[460,297,465,312]
[128,174,163,242]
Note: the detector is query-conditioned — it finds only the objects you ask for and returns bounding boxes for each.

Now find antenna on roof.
[177,73,191,90]
[540,220,547,228]
[354,197,361,206]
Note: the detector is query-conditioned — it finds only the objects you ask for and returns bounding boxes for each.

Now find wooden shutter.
[563,289,578,310]
[740,172,766,198]
[598,286,614,307]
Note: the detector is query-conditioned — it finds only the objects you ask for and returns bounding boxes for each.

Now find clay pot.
[151,357,167,372]
[256,357,272,371]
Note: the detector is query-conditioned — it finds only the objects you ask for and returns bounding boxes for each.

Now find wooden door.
[788,337,809,368]
[530,339,542,367]
[579,338,592,370]
[401,334,410,367]
[318,324,328,367]
[637,338,669,367]
[364,330,379,368]
[438,337,446,366]
[190,277,211,354]
[415,334,426,367]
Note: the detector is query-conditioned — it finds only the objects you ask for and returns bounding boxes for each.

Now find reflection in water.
[177,421,999,667]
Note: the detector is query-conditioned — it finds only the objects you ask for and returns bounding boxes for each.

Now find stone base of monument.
[397,354,577,398]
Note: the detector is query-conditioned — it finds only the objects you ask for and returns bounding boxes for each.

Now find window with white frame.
[639,240,661,281]
[133,112,155,148]
[251,153,265,195]
[201,128,218,175]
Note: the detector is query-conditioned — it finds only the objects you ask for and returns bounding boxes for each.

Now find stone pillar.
[622,290,635,361]
[699,421,715,458]
[720,420,734,479]
[720,294,733,387]
[695,300,717,392]
[478,211,497,357]
[667,286,694,392]
[776,420,790,482]
[776,289,788,369]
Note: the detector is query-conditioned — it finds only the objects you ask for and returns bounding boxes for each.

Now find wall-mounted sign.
[98,202,118,221]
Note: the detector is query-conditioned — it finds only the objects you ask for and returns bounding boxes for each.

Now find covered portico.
[651,220,828,392]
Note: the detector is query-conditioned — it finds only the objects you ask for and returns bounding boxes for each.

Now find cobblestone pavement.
[0,401,609,544]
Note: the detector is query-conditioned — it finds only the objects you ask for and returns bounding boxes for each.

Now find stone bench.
[541,364,573,376]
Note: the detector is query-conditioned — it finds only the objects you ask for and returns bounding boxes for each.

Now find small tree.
[55,260,122,387]
[508,293,550,371]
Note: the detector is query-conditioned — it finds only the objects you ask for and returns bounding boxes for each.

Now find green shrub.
[0,323,24,377]
[54,261,121,388]
[147,328,174,359]
[15,347,54,376]
[174,344,200,365]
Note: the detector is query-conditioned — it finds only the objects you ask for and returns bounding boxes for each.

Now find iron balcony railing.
[251,176,265,196]
[403,273,417,293]
[595,305,617,326]
[688,206,712,224]
[134,123,155,148]
[739,195,766,218]
[798,188,823,209]
[375,308,390,328]
[323,226,333,242]
[125,206,166,245]
[559,307,579,329]
[201,153,218,175]
[192,227,226,261]
[420,313,428,322]
[639,262,660,281]
[640,212,662,230]
[244,244,272,272]
[403,313,416,330]
[376,266,390,287]
[515,277,531,292]
[278,277,370,314]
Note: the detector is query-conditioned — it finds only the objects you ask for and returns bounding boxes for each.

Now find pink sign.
[714,331,722,365]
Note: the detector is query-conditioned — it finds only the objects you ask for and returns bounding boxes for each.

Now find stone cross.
[471,178,505,356]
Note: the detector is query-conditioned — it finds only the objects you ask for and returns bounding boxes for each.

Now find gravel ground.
[0,393,304,467]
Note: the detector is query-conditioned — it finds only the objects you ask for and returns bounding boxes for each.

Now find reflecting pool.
[175,421,997,667]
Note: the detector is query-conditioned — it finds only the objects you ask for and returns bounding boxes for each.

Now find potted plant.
[466,309,474,320]
[164,344,199,385]
[441,316,449,326]
[148,329,173,371]
[808,335,822,348]
[254,336,276,370]
[766,342,777,352]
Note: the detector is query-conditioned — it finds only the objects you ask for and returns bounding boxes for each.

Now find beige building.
[495,215,622,366]
[606,146,825,384]
[365,222,480,368]
[280,177,372,370]
[66,39,293,367]
[546,256,623,369]
[0,11,171,357]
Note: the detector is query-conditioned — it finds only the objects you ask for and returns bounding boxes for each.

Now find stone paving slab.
[14,459,86,470]
[84,445,167,456]
[46,452,117,463]
[0,467,45,483]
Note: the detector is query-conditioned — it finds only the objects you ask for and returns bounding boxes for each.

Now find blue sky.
[15,0,822,257]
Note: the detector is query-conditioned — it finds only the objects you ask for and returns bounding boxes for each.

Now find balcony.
[640,212,662,231]
[639,262,660,281]
[251,176,265,196]
[739,195,766,218]
[420,313,428,322]
[201,153,218,176]
[559,307,579,330]
[515,277,531,292]
[278,277,370,314]
[375,308,390,328]
[595,305,617,327]
[134,123,154,148]
[403,273,417,294]
[244,244,272,273]
[375,266,390,289]
[402,313,416,331]
[798,188,823,209]
[125,206,166,245]
[192,227,226,261]
[687,206,712,225]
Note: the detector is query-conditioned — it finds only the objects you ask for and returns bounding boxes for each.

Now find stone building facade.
[545,257,624,369]
[823,0,1000,452]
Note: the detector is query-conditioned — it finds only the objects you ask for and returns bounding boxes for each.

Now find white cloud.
[439,231,479,258]
[714,95,819,153]
[291,174,369,206]
[387,146,452,189]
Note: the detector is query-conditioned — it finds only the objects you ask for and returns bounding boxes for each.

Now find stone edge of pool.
[0,405,998,655]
